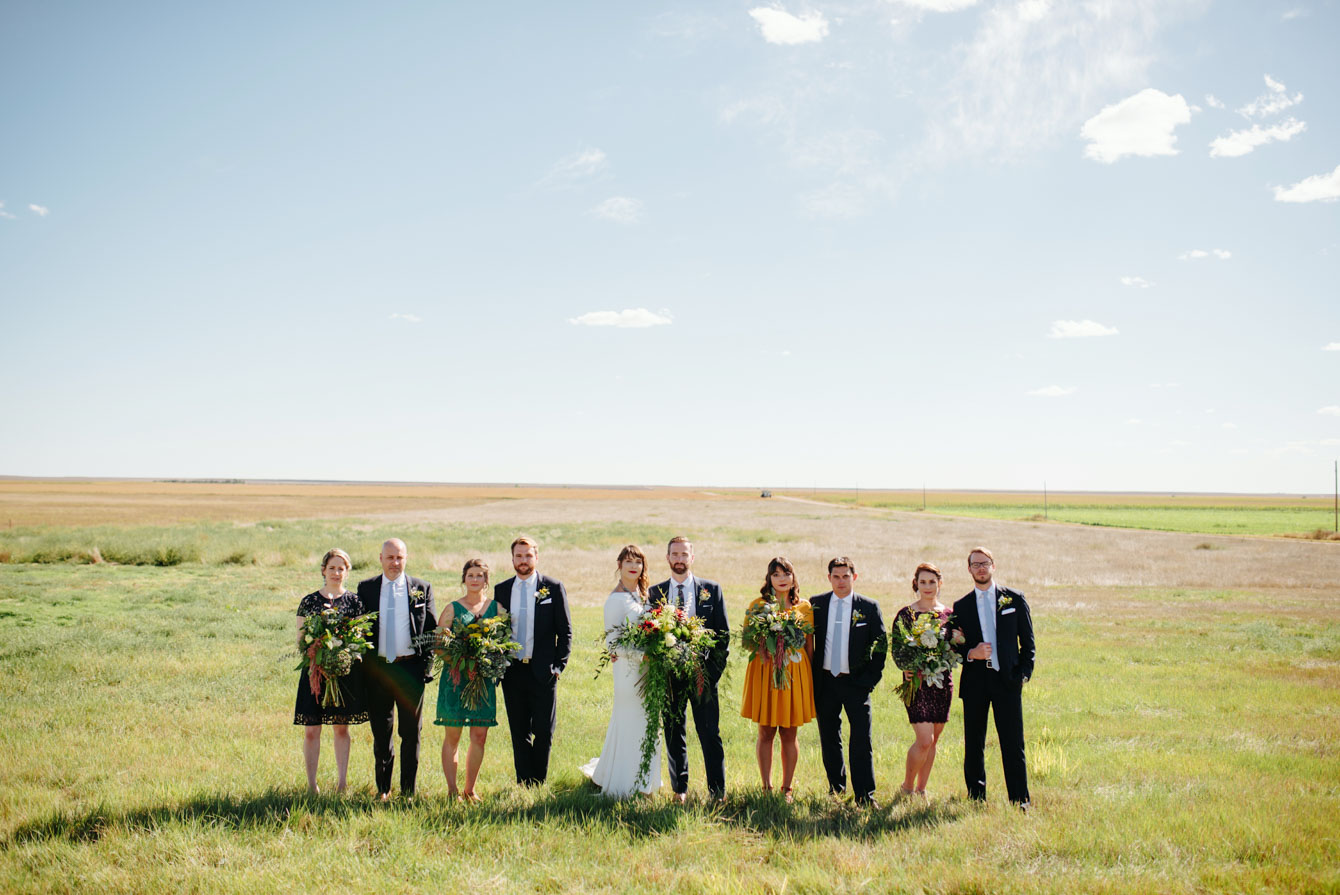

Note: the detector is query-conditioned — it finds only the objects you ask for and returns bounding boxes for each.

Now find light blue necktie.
[516,580,529,659]
[979,591,999,671]
[830,599,845,677]
[383,579,395,659]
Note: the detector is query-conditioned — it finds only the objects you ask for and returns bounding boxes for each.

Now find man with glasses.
[952,547,1035,810]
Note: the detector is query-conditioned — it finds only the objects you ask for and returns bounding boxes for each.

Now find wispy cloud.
[1325,343,1340,351]
[1120,276,1152,288]
[897,0,982,10]
[1318,406,1340,417]
[28,204,50,217]
[1238,75,1302,118]
[540,148,608,188]
[748,8,829,45]
[1081,89,1191,163]
[590,196,643,225]
[569,309,673,328]
[0,202,14,220]
[388,313,422,323]
[1028,385,1077,397]
[1282,8,1306,20]
[800,182,868,219]
[1274,164,1340,204]
[1178,248,1232,260]
[1048,319,1118,339]
[1204,94,1225,110]
[1209,118,1305,158]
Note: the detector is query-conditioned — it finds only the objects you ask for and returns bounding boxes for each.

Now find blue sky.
[2,1,1337,492]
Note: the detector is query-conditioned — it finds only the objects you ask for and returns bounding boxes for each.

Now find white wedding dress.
[580,589,661,797]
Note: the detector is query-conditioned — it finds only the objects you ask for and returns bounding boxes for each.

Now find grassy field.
[1,490,1338,893]
[788,489,1340,538]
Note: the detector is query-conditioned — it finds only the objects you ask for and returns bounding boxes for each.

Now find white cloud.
[1318,406,1340,417]
[1028,385,1077,397]
[800,182,867,219]
[1120,276,1152,288]
[1081,89,1191,163]
[1204,94,1225,109]
[1325,343,1340,351]
[541,148,608,187]
[1209,118,1306,158]
[569,309,673,328]
[1178,248,1232,260]
[591,196,643,225]
[28,204,49,216]
[388,313,421,323]
[897,0,981,10]
[1274,165,1340,203]
[1238,75,1303,118]
[748,8,829,44]
[1048,319,1119,339]
[0,202,14,220]
[1282,8,1305,20]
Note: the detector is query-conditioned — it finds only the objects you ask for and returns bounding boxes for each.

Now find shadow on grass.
[5,782,969,846]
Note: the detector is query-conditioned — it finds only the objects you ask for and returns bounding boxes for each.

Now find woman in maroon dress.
[897,562,954,800]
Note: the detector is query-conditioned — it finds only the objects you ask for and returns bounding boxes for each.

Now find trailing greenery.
[1,562,1336,893]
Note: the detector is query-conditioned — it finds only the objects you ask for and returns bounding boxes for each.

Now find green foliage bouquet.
[597,603,718,789]
[295,608,376,708]
[891,608,964,706]
[426,611,520,711]
[740,597,814,690]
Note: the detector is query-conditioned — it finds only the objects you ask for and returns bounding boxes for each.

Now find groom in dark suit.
[496,536,572,786]
[358,538,437,800]
[952,546,1035,809]
[649,536,729,803]
[811,556,887,806]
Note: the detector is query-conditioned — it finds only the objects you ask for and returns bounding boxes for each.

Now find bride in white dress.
[580,544,662,797]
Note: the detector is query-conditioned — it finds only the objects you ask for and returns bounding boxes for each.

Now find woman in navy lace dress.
[896,562,954,800]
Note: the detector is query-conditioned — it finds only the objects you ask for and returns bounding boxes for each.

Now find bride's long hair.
[615,544,650,598]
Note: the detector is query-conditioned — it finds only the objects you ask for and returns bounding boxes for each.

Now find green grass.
[1,563,1337,893]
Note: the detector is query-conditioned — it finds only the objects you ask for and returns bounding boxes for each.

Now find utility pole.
[1334,460,1337,533]
[1044,481,1048,520]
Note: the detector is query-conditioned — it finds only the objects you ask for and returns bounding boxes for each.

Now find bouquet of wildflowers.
[295,608,376,708]
[740,596,814,690]
[891,609,964,706]
[596,603,718,789]
[424,611,520,711]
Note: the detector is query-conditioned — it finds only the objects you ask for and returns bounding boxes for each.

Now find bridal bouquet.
[597,604,718,789]
[296,608,377,708]
[424,612,520,711]
[740,597,814,690]
[891,609,964,706]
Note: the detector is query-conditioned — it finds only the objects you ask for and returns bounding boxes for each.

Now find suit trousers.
[364,655,426,795]
[961,665,1029,804]
[501,662,558,785]
[814,673,876,802]
[663,676,726,797]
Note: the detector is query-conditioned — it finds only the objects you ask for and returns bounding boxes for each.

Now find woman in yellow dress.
[740,556,815,801]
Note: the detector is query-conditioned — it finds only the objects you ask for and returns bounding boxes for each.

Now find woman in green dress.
[434,557,499,801]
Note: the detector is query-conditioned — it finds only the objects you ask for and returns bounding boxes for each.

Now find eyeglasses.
[968,561,992,569]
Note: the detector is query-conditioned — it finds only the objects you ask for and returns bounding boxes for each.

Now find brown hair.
[967,546,995,565]
[827,556,857,575]
[511,536,539,554]
[666,535,691,553]
[616,544,650,597]
[461,557,490,584]
[911,562,942,593]
[320,548,352,572]
[761,556,800,607]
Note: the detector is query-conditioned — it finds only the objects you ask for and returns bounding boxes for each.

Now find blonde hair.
[320,548,352,572]
[461,557,490,584]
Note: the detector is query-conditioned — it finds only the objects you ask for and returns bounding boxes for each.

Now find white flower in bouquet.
[664,633,677,647]
[919,630,939,648]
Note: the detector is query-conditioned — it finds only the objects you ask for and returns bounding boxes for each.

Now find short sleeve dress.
[739,597,816,728]
[293,590,369,726]
[433,600,500,728]
[895,605,954,725]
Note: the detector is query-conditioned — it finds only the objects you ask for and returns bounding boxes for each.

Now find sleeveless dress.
[433,599,500,728]
[580,589,662,797]
[293,590,369,726]
[739,597,816,728]
[895,605,954,725]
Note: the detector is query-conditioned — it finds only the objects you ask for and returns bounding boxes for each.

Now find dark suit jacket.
[952,585,1035,684]
[357,573,438,680]
[495,574,572,682]
[810,592,887,693]
[649,577,730,684]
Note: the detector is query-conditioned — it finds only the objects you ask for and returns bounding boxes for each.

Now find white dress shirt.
[669,574,697,617]
[511,573,539,660]
[974,584,1000,671]
[823,593,852,675]
[378,574,414,660]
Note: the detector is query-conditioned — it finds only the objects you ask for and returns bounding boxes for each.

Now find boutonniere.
[698,587,711,603]
[853,610,866,623]
[410,587,425,602]
[997,594,1012,610]
[535,586,550,604]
